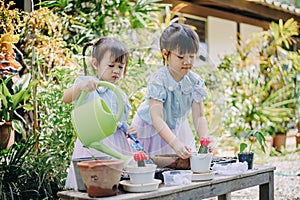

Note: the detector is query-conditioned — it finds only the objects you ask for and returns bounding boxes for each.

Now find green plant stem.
[249,143,253,153]
[137,161,145,167]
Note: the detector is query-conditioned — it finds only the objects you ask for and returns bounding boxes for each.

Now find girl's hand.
[78,79,99,92]
[208,146,214,153]
[127,126,138,137]
[171,139,191,159]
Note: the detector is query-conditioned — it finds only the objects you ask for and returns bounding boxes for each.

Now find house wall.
[207,19,263,65]
[207,16,237,66]
[240,23,263,41]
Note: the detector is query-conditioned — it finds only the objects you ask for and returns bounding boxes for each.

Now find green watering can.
[71,81,130,162]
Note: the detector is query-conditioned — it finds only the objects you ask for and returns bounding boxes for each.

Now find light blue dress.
[132,66,207,156]
[66,76,132,190]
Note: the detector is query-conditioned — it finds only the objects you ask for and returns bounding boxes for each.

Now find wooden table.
[57,165,275,200]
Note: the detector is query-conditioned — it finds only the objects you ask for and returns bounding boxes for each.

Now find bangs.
[93,38,129,65]
[110,46,128,63]
[172,30,199,54]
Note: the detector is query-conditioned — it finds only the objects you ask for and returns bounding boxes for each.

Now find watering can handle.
[75,81,124,122]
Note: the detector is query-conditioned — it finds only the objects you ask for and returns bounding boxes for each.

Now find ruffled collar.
[164,66,197,94]
[96,86,108,94]
[92,76,109,94]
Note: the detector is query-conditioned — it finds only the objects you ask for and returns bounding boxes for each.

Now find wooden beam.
[163,0,270,29]
[190,0,300,23]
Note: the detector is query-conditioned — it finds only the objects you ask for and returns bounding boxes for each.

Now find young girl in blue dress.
[63,37,136,190]
[132,23,209,159]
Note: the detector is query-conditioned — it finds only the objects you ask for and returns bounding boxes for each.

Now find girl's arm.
[149,98,191,159]
[192,101,208,138]
[62,79,98,104]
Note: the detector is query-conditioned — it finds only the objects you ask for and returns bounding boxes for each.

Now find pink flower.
[200,137,210,147]
[133,151,149,167]
[133,151,148,162]
[198,137,210,153]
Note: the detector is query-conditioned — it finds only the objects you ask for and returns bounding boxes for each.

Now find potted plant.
[238,130,267,169]
[190,137,213,173]
[0,31,38,149]
[0,73,38,149]
[218,19,299,145]
[77,159,124,197]
[125,151,157,184]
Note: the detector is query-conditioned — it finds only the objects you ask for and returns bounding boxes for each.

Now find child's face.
[94,51,126,83]
[163,49,196,81]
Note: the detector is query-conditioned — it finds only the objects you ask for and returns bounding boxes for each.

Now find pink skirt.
[65,129,132,190]
[131,115,196,157]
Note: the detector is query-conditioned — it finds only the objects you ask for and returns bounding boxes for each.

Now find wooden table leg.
[218,193,231,200]
[259,171,274,200]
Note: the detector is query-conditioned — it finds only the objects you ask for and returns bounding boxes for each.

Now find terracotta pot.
[72,156,112,191]
[77,159,124,197]
[0,122,13,149]
[152,154,190,170]
[238,152,254,169]
[273,134,286,151]
[190,153,213,173]
[265,136,273,155]
[296,134,300,148]
[125,164,157,184]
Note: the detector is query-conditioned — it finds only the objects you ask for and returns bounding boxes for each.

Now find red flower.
[133,151,149,162]
[200,137,210,147]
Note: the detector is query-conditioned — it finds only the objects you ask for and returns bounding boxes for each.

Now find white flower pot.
[266,0,273,4]
[273,1,281,7]
[125,164,157,184]
[288,5,295,11]
[190,153,213,173]
[281,4,288,9]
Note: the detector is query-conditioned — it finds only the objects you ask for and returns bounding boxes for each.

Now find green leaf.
[12,73,31,94]
[240,143,247,153]
[12,120,26,139]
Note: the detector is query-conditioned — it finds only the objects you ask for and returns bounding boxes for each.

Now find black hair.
[160,23,200,64]
[82,37,129,75]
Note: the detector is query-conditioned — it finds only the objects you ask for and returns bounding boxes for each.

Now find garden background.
[0,0,299,199]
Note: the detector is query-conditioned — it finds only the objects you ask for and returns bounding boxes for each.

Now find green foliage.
[270,19,298,49]
[0,135,59,199]
[3,0,299,197]
[36,67,77,188]
[239,130,267,154]
[0,0,168,198]
[41,0,161,49]
[0,1,24,34]
[0,74,37,122]
[0,74,38,136]
[0,67,77,198]
[20,7,78,80]
[219,18,300,137]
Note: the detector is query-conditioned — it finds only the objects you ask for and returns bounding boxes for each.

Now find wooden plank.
[148,172,270,199]
[58,166,276,200]
[218,193,231,200]
[259,171,274,200]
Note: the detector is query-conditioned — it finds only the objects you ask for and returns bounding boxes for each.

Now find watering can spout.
[71,81,131,162]
[89,141,132,164]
